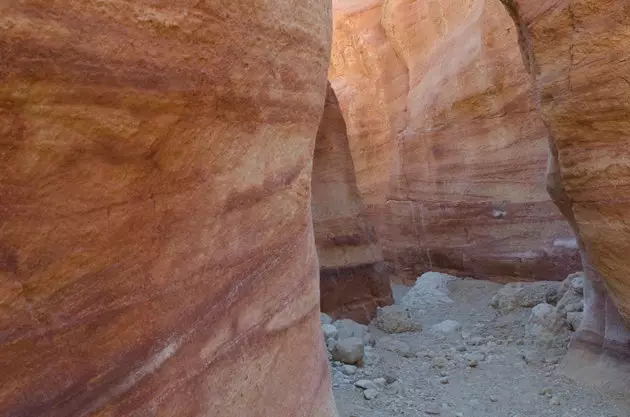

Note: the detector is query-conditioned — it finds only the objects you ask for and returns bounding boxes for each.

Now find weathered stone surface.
[329,0,580,284]
[490,281,561,312]
[526,303,569,348]
[0,2,336,416]
[313,84,393,323]
[374,305,420,334]
[501,0,630,390]
[332,337,365,365]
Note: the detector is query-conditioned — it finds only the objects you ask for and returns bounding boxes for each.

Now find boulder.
[526,303,569,348]
[322,324,339,340]
[431,320,462,335]
[332,338,365,365]
[491,282,561,312]
[377,337,411,356]
[401,272,457,309]
[374,305,421,333]
[333,319,367,341]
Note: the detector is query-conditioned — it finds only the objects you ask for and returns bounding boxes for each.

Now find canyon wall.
[0,1,337,416]
[312,84,393,323]
[329,0,581,284]
[500,0,630,388]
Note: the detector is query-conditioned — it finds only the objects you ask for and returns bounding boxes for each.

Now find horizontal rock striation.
[500,0,630,390]
[329,0,580,284]
[313,84,393,323]
[0,1,337,416]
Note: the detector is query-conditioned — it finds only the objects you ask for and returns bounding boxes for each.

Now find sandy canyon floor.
[329,277,630,417]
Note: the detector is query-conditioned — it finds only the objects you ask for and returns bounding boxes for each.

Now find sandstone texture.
[329,0,580,284]
[500,0,630,390]
[0,2,337,416]
[312,84,393,323]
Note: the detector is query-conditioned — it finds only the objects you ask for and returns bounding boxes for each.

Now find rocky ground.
[322,272,630,417]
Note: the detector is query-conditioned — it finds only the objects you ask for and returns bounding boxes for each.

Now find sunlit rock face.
[329,0,580,284]
[0,1,337,416]
[312,84,393,323]
[500,0,630,390]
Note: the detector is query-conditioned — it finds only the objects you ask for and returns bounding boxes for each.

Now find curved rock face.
[312,84,393,323]
[500,0,630,389]
[0,2,337,416]
[329,0,580,283]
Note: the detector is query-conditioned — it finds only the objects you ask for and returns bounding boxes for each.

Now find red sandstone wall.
[312,84,393,323]
[329,0,581,284]
[0,2,337,416]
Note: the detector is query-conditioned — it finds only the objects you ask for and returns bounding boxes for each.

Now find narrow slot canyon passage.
[317,0,630,416]
[1,1,630,417]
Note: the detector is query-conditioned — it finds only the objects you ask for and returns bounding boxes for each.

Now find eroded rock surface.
[501,0,630,390]
[329,0,580,283]
[0,2,337,416]
[313,84,393,323]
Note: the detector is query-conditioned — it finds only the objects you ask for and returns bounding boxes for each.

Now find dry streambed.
[322,272,630,417]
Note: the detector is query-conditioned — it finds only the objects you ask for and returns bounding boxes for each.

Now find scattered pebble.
[363,388,378,400]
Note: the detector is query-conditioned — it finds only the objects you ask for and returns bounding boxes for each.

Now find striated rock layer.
[312,84,393,323]
[501,0,630,390]
[329,0,580,284]
[0,1,337,416]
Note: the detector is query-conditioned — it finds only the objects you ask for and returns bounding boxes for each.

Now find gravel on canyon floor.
[322,272,630,417]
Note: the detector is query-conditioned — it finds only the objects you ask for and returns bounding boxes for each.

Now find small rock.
[321,324,338,340]
[467,358,478,368]
[468,336,485,346]
[333,319,367,340]
[432,357,448,369]
[540,387,553,396]
[424,405,441,415]
[320,313,333,325]
[570,275,584,295]
[363,332,376,347]
[556,288,583,317]
[565,301,583,313]
[550,395,561,405]
[363,388,378,400]
[374,305,421,333]
[439,377,449,384]
[372,377,387,387]
[526,303,568,347]
[355,379,377,390]
[341,365,357,375]
[378,338,411,356]
[431,319,462,334]
[421,350,435,359]
[567,312,583,331]
[491,281,561,312]
[332,337,365,365]
[456,345,467,352]
[490,396,498,402]
[384,374,398,384]
[326,338,337,352]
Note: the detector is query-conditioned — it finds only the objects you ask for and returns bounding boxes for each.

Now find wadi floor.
[330,278,630,417]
